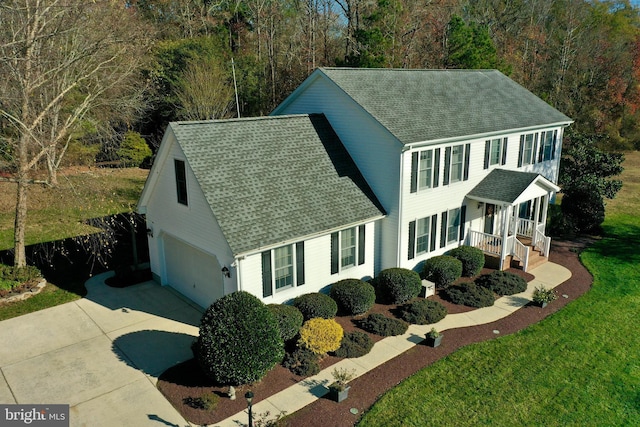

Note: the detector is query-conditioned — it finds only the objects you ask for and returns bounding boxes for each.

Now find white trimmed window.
[331,225,366,274]
[261,242,305,297]
[540,131,555,162]
[519,133,538,166]
[416,217,431,255]
[418,150,434,190]
[274,246,294,290]
[340,227,356,268]
[450,145,464,183]
[447,208,461,244]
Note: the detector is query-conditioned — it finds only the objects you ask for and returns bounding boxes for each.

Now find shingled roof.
[467,169,559,204]
[314,68,572,145]
[170,114,385,256]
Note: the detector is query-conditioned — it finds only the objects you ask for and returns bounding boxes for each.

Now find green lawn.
[358,152,640,426]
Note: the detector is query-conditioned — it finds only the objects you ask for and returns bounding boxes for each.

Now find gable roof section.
[292,68,572,145]
[466,169,560,206]
[169,114,385,256]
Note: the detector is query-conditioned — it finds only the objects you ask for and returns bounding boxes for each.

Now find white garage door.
[163,235,223,308]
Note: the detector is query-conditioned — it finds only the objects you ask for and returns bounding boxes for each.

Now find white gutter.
[396,148,407,267]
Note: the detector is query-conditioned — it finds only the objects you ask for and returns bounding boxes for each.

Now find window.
[539,131,556,162]
[410,148,440,193]
[274,246,293,290]
[408,215,437,260]
[484,138,507,169]
[331,225,366,274]
[443,144,470,185]
[447,208,461,244]
[440,206,467,248]
[416,217,431,255]
[174,159,188,205]
[450,145,464,183]
[518,133,538,166]
[261,242,305,297]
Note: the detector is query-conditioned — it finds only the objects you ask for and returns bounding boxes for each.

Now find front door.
[484,203,495,234]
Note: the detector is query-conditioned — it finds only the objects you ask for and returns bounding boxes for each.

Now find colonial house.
[138,68,572,309]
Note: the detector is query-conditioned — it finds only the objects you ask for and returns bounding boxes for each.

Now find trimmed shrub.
[357,313,409,337]
[475,271,528,296]
[445,282,495,308]
[293,292,338,321]
[447,246,485,277]
[330,279,376,315]
[282,346,321,377]
[399,299,448,325]
[298,318,344,355]
[268,304,304,342]
[117,131,152,167]
[333,331,374,358]
[423,255,463,288]
[193,291,284,385]
[374,268,422,304]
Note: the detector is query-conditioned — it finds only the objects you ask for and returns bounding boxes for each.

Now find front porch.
[464,169,559,272]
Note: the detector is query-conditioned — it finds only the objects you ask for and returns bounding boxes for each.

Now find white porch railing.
[533,223,551,257]
[516,218,535,238]
[466,230,502,256]
[512,238,529,271]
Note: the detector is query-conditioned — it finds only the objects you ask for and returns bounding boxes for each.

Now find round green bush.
[193,291,284,385]
[117,131,152,167]
[293,292,338,320]
[444,282,495,308]
[423,255,463,288]
[268,304,304,342]
[282,346,320,377]
[399,299,448,325]
[374,268,422,304]
[475,271,528,296]
[330,279,376,315]
[357,313,409,337]
[447,246,485,277]
[333,331,374,358]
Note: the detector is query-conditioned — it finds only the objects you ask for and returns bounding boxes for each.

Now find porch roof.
[466,169,560,206]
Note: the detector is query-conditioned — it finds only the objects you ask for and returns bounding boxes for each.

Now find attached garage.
[162,234,224,308]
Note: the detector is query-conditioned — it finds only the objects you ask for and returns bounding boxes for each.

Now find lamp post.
[244,391,254,427]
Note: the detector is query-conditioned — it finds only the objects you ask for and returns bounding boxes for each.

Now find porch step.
[511,245,548,271]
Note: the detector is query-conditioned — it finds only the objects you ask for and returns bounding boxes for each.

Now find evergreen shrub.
[333,331,374,358]
[423,255,463,288]
[193,291,284,385]
[447,245,485,277]
[475,271,528,296]
[268,304,304,342]
[117,131,152,167]
[298,318,343,355]
[357,313,409,337]
[293,292,338,321]
[445,282,495,308]
[374,268,422,304]
[330,279,376,315]
[282,346,320,377]
[399,299,448,325]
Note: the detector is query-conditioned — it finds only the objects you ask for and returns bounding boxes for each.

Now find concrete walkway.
[215,261,572,426]
[0,272,203,427]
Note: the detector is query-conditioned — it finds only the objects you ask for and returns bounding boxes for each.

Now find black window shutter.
[330,232,339,274]
[430,214,438,252]
[501,138,508,165]
[552,130,558,160]
[296,242,305,286]
[484,140,490,169]
[538,132,545,163]
[463,143,471,181]
[261,251,272,297]
[410,152,418,193]
[433,148,441,188]
[408,221,416,260]
[518,135,524,167]
[440,211,448,248]
[358,225,365,265]
[459,205,467,241]
[443,147,451,185]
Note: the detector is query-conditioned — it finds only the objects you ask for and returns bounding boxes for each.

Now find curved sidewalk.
[216,261,572,426]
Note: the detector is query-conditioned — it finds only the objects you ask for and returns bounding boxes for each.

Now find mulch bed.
[156,239,593,427]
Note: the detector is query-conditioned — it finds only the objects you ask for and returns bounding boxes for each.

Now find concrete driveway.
[0,272,204,426]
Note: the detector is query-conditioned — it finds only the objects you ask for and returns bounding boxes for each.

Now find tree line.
[0,0,635,266]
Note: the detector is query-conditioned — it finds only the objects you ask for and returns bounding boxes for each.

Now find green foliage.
[423,256,463,288]
[333,331,374,358]
[532,285,558,304]
[447,246,485,277]
[268,304,304,342]
[399,299,448,325]
[282,346,320,377]
[445,282,495,308]
[330,279,376,315]
[357,313,409,337]
[475,271,528,296]
[446,15,499,70]
[293,292,338,321]
[183,392,219,410]
[193,291,284,385]
[0,264,41,284]
[298,318,343,355]
[374,268,422,304]
[560,133,624,233]
[117,131,152,167]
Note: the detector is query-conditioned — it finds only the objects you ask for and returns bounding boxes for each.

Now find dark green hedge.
[268,304,304,342]
[330,279,376,315]
[423,255,463,288]
[399,299,448,325]
[374,268,422,304]
[445,282,495,308]
[357,313,409,337]
[282,346,320,377]
[475,271,528,296]
[447,246,485,277]
[333,331,374,358]
[293,292,338,321]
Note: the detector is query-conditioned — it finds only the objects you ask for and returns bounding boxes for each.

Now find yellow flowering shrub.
[298,318,344,355]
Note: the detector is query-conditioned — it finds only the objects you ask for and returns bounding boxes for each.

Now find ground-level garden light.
[245,391,254,427]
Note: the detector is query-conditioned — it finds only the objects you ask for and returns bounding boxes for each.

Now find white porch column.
[499,204,511,270]
[534,196,541,229]
[540,194,549,234]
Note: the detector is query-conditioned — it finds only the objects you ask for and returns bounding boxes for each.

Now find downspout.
[396,148,408,267]
[233,257,241,294]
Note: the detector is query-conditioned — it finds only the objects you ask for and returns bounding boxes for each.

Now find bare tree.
[0,0,152,267]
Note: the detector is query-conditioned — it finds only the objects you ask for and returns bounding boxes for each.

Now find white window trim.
[447,208,461,244]
[340,227,357,269]
[541,131,554,162]
[449,144,464,183]
[522,133,536,166]
[415,216,431,255]
[418,149,434,190]
[489,138,503,166]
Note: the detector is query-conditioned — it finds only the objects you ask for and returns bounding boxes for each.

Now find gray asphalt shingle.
[467,169,542,203]
[170,114,384,255]
[319,68,572,145]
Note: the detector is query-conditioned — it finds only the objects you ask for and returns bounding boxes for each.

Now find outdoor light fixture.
[221,266,230,278]
[245,391,254,427]
[146,227,153,238]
